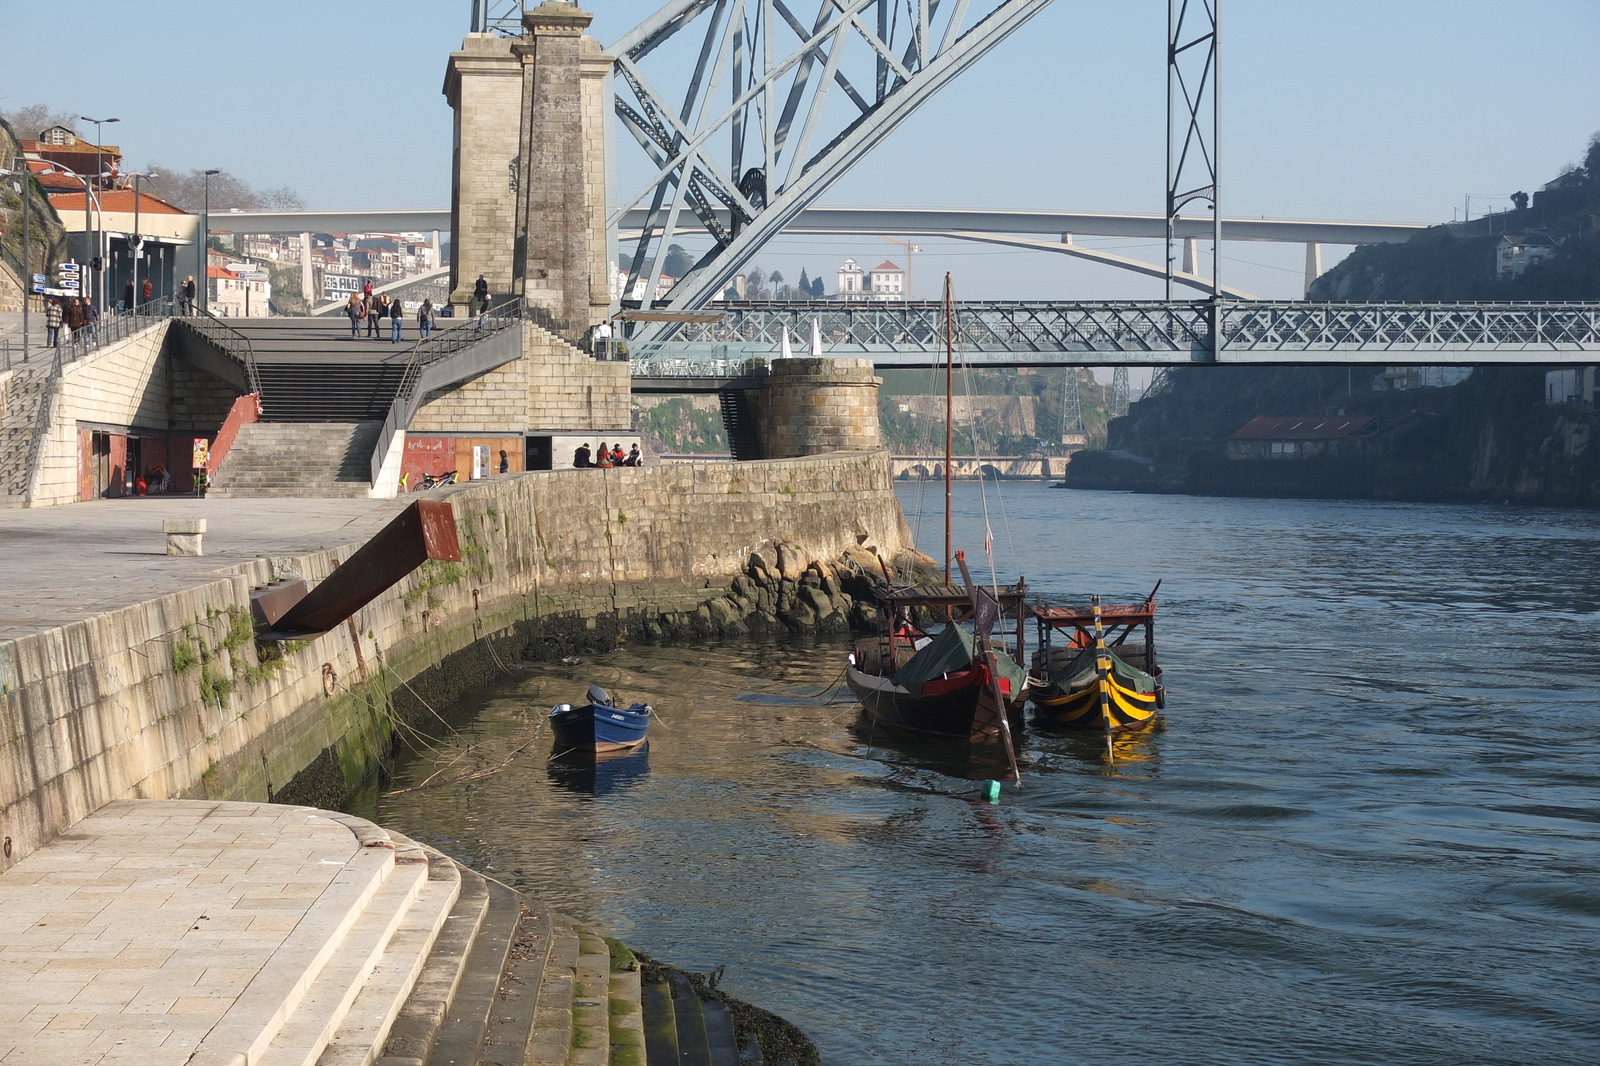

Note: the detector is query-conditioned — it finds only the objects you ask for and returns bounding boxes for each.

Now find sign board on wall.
[323,273,361,298]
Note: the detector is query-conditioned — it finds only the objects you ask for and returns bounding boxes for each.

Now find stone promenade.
[0,495,409,640]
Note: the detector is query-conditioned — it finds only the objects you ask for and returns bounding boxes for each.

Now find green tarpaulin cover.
[1051,647,1158,693]
[894,625,1027,696]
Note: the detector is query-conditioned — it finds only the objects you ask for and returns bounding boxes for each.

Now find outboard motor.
[586,684,613,708]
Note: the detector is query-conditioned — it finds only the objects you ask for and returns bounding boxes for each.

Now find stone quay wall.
[0,451,911,872]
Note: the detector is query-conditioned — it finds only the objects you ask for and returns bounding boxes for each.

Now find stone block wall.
[757,357,883,459]
[30,322,171,507]
[410,348,531,433]
[408,321,628,435]
[0,259,22,314]
[524,322,630,430]
[0,450,910,871]
[444,33,523,308]
[168,357,241,433]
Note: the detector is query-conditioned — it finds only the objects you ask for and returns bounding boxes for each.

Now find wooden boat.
[549,685,652,754]
[846,579,1029,743]
[1027,592,1165,733]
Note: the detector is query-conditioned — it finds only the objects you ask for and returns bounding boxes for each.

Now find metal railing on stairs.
[371,297,527,488]
[176,306,261,397]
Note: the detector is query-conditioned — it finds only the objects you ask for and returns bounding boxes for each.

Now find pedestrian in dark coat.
[46,298,64,346]
[367,294,384,337]
[122,280,134,311]
[389,296,404,343]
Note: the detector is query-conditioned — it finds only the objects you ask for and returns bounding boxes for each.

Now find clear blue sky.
[4,1,1596,300]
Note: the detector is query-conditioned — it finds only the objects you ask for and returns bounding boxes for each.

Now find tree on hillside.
[0,105,78,137]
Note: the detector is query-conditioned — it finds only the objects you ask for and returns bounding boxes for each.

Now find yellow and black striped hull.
[1029,671,1160,732]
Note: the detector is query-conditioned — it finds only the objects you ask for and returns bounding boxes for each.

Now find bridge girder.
[607,0,1056,334]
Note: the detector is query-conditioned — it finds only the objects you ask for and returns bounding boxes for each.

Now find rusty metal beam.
[263,500,462,640]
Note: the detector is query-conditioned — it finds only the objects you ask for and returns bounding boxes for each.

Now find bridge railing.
[630,299,1600,362]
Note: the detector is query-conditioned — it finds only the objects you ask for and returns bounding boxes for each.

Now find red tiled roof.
[47,190,189,215]
[873,260,901,271]
[1228,415,1376,441]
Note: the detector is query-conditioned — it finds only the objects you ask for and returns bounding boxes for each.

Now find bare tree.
[0,104,79,138]
[143,165,278,213]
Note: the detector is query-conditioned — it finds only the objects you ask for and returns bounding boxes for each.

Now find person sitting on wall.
[595,442,612,469]
[625,444,641,467]
[610,444,625,466]
[573,442,592,468]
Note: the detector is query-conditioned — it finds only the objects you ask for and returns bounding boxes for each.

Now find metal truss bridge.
[625,299,1600,370]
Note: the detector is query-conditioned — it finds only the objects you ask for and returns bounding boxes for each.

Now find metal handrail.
[179,307,261,396]
[392,296,525,410]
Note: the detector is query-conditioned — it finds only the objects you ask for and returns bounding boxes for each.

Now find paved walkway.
[0,495,411,641]
[0,801,378,1066]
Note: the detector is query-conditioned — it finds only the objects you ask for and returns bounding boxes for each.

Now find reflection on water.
[546,744,652,797]
[365,485,1600,1066]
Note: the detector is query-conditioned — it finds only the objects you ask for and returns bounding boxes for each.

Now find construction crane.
[878,236,922,301]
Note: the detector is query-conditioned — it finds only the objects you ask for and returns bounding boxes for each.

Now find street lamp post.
[200,169,219,314]
[78,117,118,309]
[126,172,158,310]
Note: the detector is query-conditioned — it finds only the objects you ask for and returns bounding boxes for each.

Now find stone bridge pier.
[445,3,883,463]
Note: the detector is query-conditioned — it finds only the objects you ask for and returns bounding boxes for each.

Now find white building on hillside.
[835,257,905,301]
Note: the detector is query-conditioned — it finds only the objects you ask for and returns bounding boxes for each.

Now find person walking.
[345,293,363,337]
[474,293,489,333]
[417,298,434,341]
[141,278,153,305]
[592,319,612,359]
[64,297,86,344]
[45,298,64,347]
[181,275,197,315]
[389,295,404,343]
[82,297,98,347]
[473,274,489,313]
[122,280,134,312]
[366,294,384,338]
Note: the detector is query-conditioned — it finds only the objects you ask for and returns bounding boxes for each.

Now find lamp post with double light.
[200,169,219,314]
[125,171,158,310]
[78,116,118,307]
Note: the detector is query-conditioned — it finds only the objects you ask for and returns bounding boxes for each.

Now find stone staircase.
[254,828,792,1066]
[208,421,383,498]
[222,318,478,423]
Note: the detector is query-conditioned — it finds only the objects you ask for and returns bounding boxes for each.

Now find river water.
[360,482,1600,1065]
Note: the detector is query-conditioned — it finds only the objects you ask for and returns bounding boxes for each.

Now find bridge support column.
[1303,242,1323,297]
[754,358,882,459]
[512,2,597,339]
[444,30,523,311]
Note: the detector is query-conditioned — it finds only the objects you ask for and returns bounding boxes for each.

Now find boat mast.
[944,273,954,582]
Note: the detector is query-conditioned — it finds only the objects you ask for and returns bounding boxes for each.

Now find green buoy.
[980,780,1001,803]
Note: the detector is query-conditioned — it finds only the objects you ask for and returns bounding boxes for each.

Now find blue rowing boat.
[549,685,653,754]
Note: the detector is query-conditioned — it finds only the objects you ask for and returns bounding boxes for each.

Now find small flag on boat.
[974,585,1000,638]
